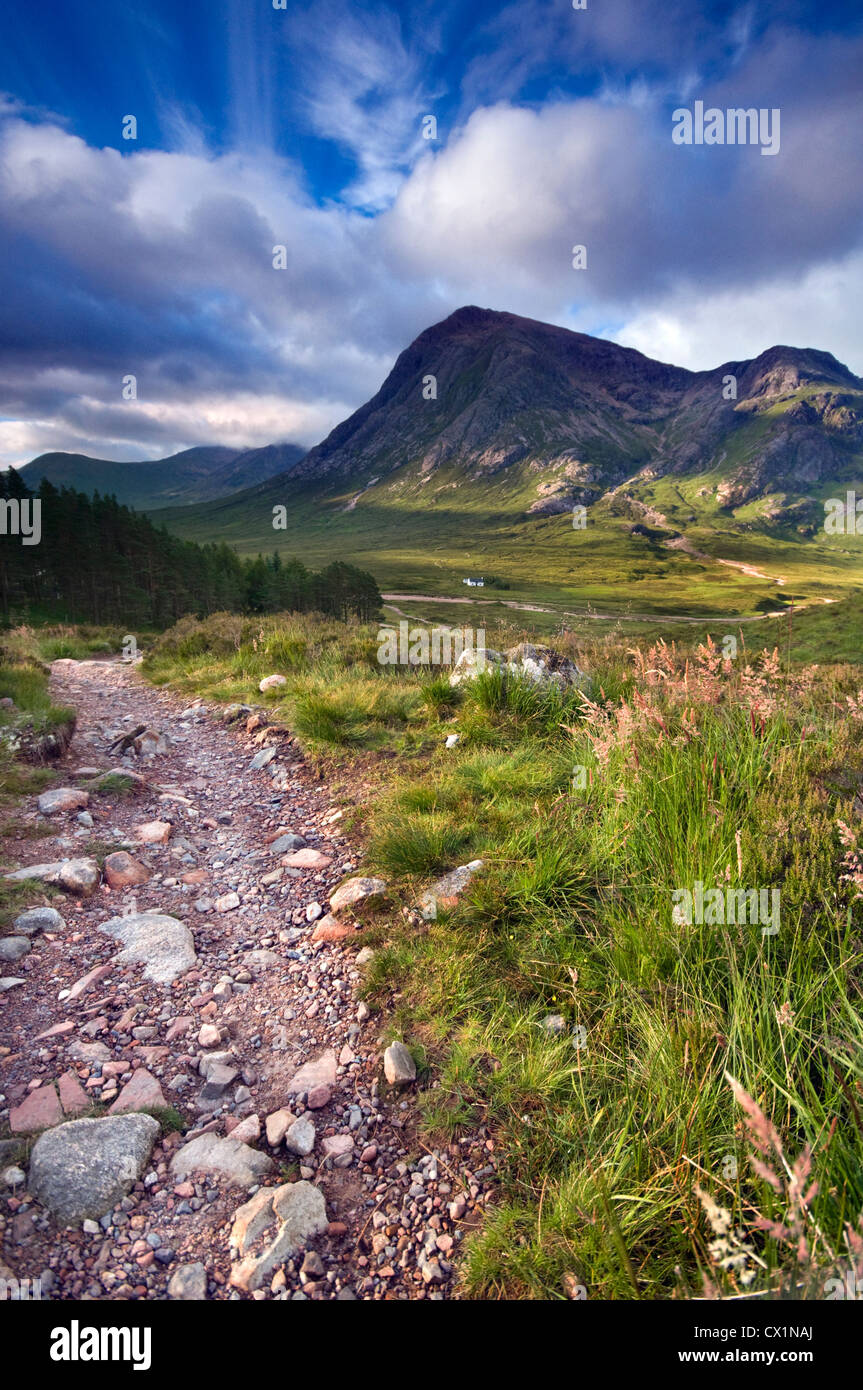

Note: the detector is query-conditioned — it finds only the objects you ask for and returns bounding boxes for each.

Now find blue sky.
[0,0,861,464]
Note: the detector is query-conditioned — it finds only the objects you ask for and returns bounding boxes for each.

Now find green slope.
[16,442,306,510]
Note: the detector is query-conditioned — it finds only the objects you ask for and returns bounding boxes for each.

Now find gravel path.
[382,591,792,623]
[0,659,495,1301]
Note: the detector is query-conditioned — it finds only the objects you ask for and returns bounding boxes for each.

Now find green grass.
[0,760,57,811]
[0,632,74,928]
[151,426,863,634]
[0,817,54,840]
[360,665,863,1298]
[0,623,133,664]
[0,663,74,736]
[758,592,863,665]
[0,877,60,932]
[371,812,476,876]
[147,1104,187,1133]
[0,635,72,811]
[24,610,863,1300]
[420,674,462,717]
[83,771,145,798]
[77,838,127,861]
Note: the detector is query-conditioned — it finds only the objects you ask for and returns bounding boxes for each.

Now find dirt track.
[0,659,493,1300]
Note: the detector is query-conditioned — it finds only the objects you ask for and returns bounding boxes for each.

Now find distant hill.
[16,442,306,510]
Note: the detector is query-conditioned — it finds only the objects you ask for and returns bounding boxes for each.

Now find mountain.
[152,307,863,616]
[236,306,861,514]
[16,442,306,511]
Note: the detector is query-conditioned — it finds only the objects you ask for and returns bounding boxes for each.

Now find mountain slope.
[254,306,862,511]
[17,442,306,510]
[152,307,863,617]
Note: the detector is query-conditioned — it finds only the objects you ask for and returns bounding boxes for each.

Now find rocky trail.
[0,659,494,1301]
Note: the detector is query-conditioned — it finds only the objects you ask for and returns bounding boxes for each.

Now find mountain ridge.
[16,442,306,511]
[226,307,862,521]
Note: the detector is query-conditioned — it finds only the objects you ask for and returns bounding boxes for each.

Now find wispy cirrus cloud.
[280,0,447,209]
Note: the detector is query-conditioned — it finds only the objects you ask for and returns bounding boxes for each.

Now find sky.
[0,0,861,466]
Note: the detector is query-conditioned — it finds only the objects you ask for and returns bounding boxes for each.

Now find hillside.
[153,307,863,620]
[16,442,306,511]
[280,306,860,505]
[0,470,380,626]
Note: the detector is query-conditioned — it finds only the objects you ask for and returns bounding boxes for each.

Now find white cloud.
[283,2,442,210]
[381,101,661,306]
[0,389,353,467]
[615,252,863,374]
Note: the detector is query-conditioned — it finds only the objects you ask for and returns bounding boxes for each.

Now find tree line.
[0,472,382,626]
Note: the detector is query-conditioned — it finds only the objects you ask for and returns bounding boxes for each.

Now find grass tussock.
[83,771,146,799]
[0,876,61,931]
[0,629,75,807]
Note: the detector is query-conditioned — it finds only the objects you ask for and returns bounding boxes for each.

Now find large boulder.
[10,1083,63,1133]
[28,1114,160,1224]
[329,876,387,916]
[284,1115,316,1158]
[168,1262,207,1300]
[448,647,503,687]
[37,787,89,816]
[269,832,306,853]
[14,906,65,935]
[134,821,173,844]
[56,859,101,896]
[504,642,590,690]
[103,851,150,889]
[134,729,171,759]
[285,1048,337,1098]
[101,912,196,985]
[3,862,60,886]
[282,848,332,869]
[229,1181,328,1292]
[249,746,277,771]
[108,1069,167,1114]
[449,642,589,691]
[383,1041,417,1086]
[170,1133,273,1187]
[311,914,356,942]
[0,936,30,964]
[419,859,484,920]
[3,858,99,897]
